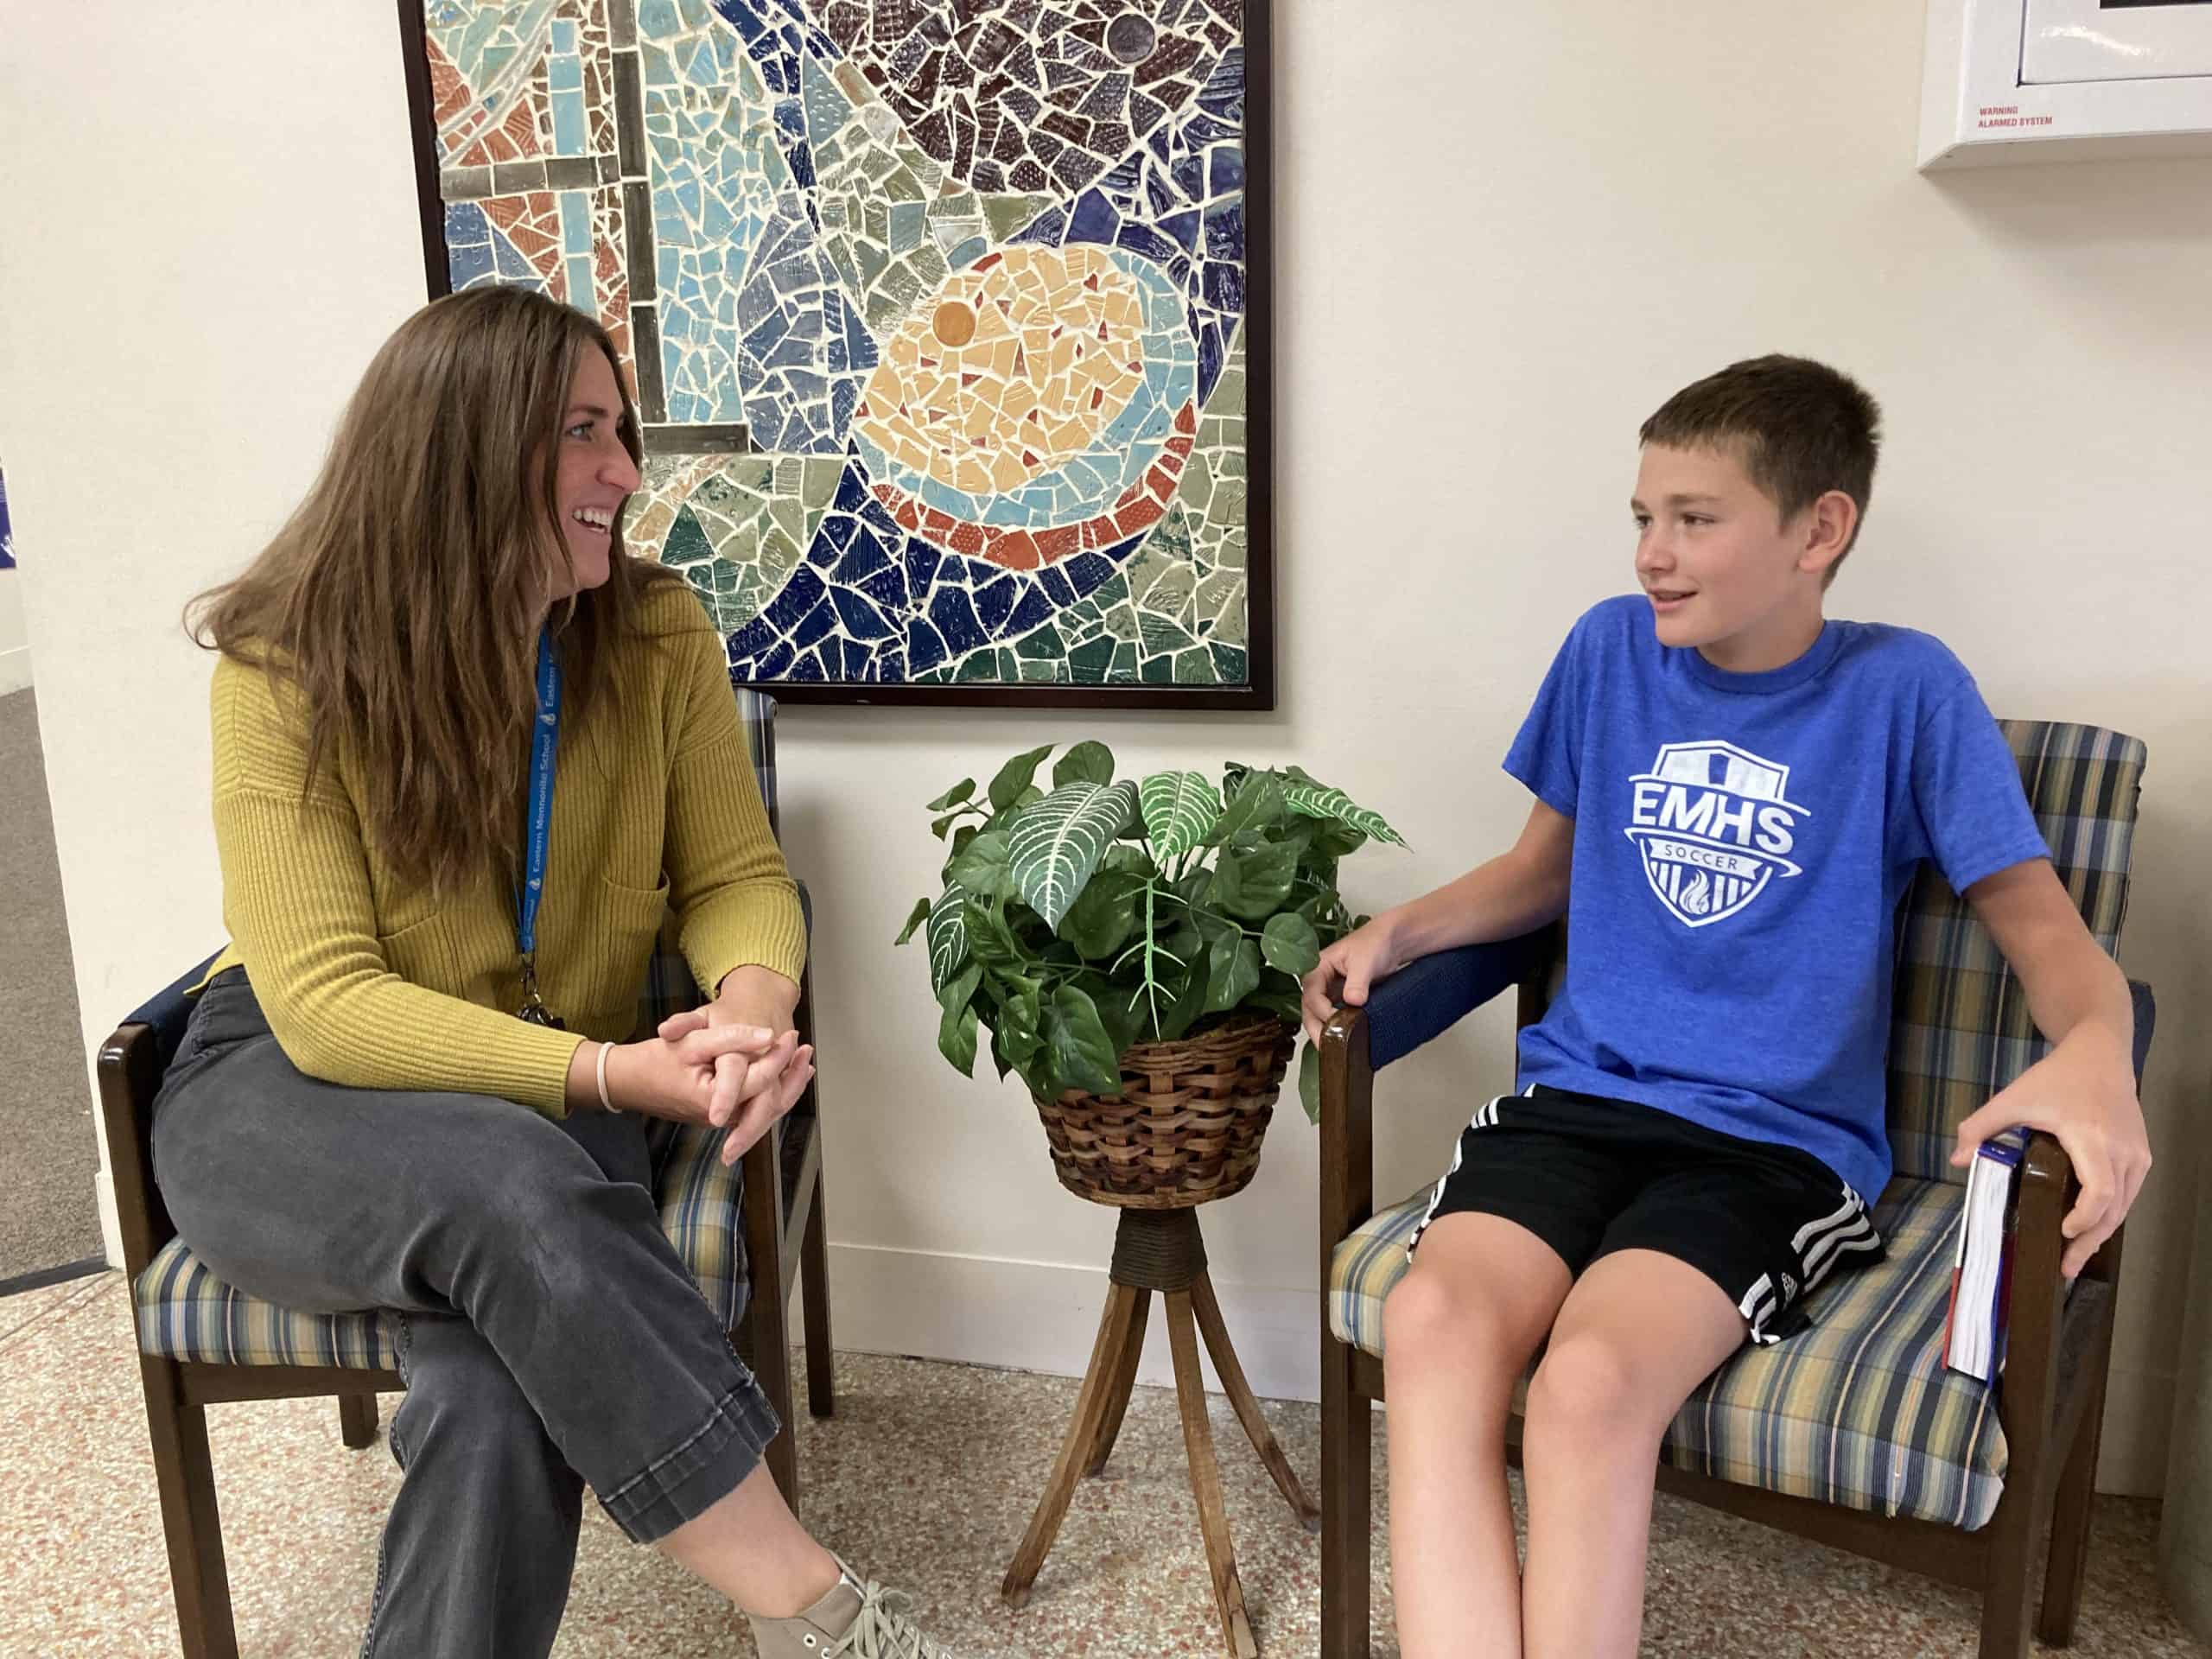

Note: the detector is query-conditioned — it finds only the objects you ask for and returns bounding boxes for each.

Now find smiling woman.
[150,285,963,1657]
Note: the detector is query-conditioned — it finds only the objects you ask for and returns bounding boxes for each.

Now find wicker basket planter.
[1032,1013,1295,1209]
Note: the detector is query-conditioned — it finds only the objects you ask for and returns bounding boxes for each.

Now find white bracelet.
[595,1040,620,1114]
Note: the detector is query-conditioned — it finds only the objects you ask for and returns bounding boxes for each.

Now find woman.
[155,286,957,1658]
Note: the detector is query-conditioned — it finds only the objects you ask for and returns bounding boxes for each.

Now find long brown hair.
[190,286,678,896]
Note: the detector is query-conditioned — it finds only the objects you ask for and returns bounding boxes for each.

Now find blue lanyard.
[515,626,562,1016]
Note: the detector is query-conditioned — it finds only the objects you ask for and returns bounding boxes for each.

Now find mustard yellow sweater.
[204,581,805,1117]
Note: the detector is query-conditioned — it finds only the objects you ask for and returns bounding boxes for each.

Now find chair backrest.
[1885,720,2145,1185]
[635,689,780,1040]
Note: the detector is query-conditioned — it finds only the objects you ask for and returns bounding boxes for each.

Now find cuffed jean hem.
[601,1377,782,1542]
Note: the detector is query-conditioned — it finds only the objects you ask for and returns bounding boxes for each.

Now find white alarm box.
[1921,0,2212,167]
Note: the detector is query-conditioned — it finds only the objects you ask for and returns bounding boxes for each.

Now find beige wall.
[4,2,2205,1493]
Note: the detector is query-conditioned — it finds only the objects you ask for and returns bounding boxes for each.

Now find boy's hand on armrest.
[1301,915,1407,1047]
[1957,857,2152,1279]
[1298,800,1575,1048]
[1950,1034,2148,1279]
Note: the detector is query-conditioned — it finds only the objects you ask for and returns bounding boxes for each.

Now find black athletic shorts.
[1408,1084,1885,1345]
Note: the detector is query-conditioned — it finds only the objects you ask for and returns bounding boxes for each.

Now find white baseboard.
[0,646,31,696]
[811,1242,1322,1404]
[94,1169,124,1271]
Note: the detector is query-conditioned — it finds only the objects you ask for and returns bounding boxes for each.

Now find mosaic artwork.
[406,0,1268,703]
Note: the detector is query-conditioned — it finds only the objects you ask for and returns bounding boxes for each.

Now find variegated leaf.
[1139,771,1224,860]
[1007,780,1138,931]
[926,883,969,990]
[1284,781,1407,847]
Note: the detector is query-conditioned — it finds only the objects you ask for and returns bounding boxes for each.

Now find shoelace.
[828,1580,944,1659]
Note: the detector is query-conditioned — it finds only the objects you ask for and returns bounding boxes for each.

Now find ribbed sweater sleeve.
[661,606,808,997]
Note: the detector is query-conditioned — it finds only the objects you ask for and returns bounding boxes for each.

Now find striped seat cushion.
[1330,1176,2009,1529]
[137,1245,402,1370]
[137,1144,748,1365]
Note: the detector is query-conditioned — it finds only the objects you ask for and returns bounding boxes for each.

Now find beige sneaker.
[747,1560,954,1658]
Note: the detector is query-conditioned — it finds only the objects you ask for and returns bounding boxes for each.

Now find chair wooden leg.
[1191,1273,1319,1529]
[2039,1363,2111,1646]
[1977,1484,2038,1659]
[741,1133,800,1516]
[1166,1289,1257,1659]
[1084,1287,1150,1478]
[139,1357,238,1659]
[338,1392,380,1451]
[746,1288,799,1513]
[1319,1336,1371,1659]
[800,1165,836,1420]
[1003,1282,1147,1607]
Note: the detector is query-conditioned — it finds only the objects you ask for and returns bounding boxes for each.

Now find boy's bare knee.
[1383,1267,1526,1383]
[1525,1333,1656,1446]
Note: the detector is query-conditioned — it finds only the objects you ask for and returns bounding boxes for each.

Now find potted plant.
[897,741,1403,1206]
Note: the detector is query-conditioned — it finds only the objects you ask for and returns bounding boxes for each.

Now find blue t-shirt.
[1507,595,2049,1200]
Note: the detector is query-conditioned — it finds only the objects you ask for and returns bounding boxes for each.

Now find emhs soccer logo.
[1623,741,1809,928]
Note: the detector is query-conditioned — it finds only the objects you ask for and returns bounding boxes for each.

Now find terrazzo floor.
[3,1273,2204,1656]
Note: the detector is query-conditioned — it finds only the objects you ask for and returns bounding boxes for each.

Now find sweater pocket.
[374,908,476,1001]
[587,873,674,1025]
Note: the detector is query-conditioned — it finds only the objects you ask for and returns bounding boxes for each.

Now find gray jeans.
[150,969,779,1658]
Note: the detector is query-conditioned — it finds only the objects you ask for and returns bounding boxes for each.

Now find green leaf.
[1103,844,1159,879]
[1312,820,1369,859]
[1153,958,1211,1042]
[1058,868,1147,960]
[963,899,1030,971]
[1210,769,1287,846]
[949,823,979,859]
[1204,933,1262,1014]
[1007,779,1138,930]
[1246,976,1304,1026]
[1071,972,1140,1057]
[1196,913,1262,1014]
[925,885,970,990]
[995,980,1045,1071]
[893,896,931,946]
[1052,741,1116,788]
[926,778,976,812]
[1283,779,1408,848]
[988,745,1055,811]
[1043,985,1124,1095]
[945,829,1012,899]
[1140,770,1224,859]
[936,964,982,1076]
[1260,912,1320,976]
[931,811,965,840]
[1209,839,1300,921]
[1299,1041,1320,1124]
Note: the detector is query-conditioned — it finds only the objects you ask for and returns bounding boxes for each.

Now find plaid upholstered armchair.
[97,690,831,1659]
[1316,721,2154,1659]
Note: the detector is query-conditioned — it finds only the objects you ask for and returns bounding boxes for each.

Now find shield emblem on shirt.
[1623,741,1808,930]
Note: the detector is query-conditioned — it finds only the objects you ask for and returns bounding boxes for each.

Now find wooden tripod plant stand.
[1001,1019,1319,1659]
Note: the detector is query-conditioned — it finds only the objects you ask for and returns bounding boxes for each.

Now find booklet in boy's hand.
[1943,1128,2031,1382]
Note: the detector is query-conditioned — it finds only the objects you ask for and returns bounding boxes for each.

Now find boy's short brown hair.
[1640,355,1883,582]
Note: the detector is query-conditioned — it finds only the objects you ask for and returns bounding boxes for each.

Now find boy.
[1300,356,2152,1659]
